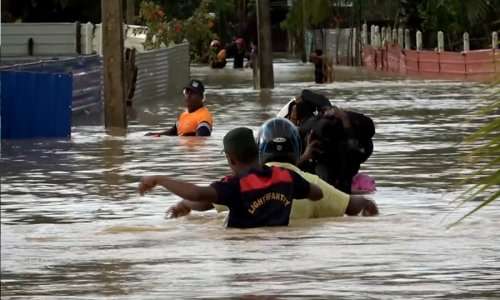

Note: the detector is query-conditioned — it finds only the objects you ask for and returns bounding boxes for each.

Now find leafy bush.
[138,0,216,62]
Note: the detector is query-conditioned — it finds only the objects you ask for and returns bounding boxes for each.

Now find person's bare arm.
[345,195,378,216]
[307,183,323,201]
[297,131,322,166]
[145,125,178,136]
[166,199,214,218]
[139,175,217,203]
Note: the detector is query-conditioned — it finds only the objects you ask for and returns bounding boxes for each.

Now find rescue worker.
[145,79,213,137]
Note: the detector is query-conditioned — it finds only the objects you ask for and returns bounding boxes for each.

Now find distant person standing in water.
[233,38,247,69]
[145,80,213,137]
[209,40,227,69]
[309,49,325,84]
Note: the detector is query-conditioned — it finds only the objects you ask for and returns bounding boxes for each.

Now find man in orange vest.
[146,79,213,136]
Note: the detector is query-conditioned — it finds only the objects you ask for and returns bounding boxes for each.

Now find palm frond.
[450,79,500,226]
[448,190,500,228]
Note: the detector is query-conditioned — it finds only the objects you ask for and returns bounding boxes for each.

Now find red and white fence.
[363,44,500,81]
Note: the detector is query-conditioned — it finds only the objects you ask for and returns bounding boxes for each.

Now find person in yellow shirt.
[258,118,377,218]
[146,79,213,137]
[167,118,378,219]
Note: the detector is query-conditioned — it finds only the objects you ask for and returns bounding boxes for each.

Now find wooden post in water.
[102,0,127,131]
[126,0,136,24]
[463,32,470,52]
[404,29,411,50]
[437,31,444,52]
[256,0,274,89]
[416,30,422,51]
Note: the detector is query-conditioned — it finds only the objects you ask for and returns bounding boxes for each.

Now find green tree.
[138,0,216,62]
[281,0,334,59]
[416,0,499,50]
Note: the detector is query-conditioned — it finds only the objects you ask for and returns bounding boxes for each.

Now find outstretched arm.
[145,125,178,136]
[139,175,217,203]
[166,199,214,218]
[297,131,322,167]
[345,195,378,216]
[308,183,323,201]
[196,122,212,136]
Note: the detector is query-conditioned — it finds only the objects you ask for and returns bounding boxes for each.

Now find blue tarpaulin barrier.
[0,56,102,139]
[1,71,72,139]
[0,56,103,114]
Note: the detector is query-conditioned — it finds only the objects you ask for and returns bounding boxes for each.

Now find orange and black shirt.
[176,106,213,136]
[210,166,310,228]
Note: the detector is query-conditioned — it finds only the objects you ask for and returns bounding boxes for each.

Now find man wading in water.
[146,79,213,137]
[139,127,323,228]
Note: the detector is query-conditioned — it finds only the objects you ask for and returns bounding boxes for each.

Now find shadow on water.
[1,60,500,299]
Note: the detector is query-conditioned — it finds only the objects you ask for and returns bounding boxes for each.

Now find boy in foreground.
[139,127,322,228]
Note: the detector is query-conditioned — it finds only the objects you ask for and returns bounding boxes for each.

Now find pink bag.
[351,173,376,194]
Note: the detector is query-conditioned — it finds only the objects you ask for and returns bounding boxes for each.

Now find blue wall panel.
[1,56,103,114]
[1,71,72,139]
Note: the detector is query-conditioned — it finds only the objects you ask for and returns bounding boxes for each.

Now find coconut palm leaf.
[449,80,500,226]
[449,190,500,228]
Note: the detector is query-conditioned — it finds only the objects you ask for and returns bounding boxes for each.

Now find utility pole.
[102,0,127,132]
[126,0,136,24]
[256,0,274,89]
[237,0,247,36]
[301,0,307,62]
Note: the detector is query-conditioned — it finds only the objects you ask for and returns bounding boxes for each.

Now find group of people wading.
[208,37,256,69]
[141,79,378,229]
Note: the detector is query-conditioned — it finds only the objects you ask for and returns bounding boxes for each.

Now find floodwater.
[1,60,499,299]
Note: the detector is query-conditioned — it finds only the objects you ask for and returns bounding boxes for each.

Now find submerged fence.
[363,45,500,80]
[310,24,500,80]
[362,27,500,80]
[309,28,361,66]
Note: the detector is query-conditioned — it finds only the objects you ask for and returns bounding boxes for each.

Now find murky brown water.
[1,60,499,299]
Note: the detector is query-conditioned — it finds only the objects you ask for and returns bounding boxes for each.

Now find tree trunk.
[102,0,127,132]
[237,0,247,36]
[301,0,307,62]
[256,0,274,89]
[126,0,135,24]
